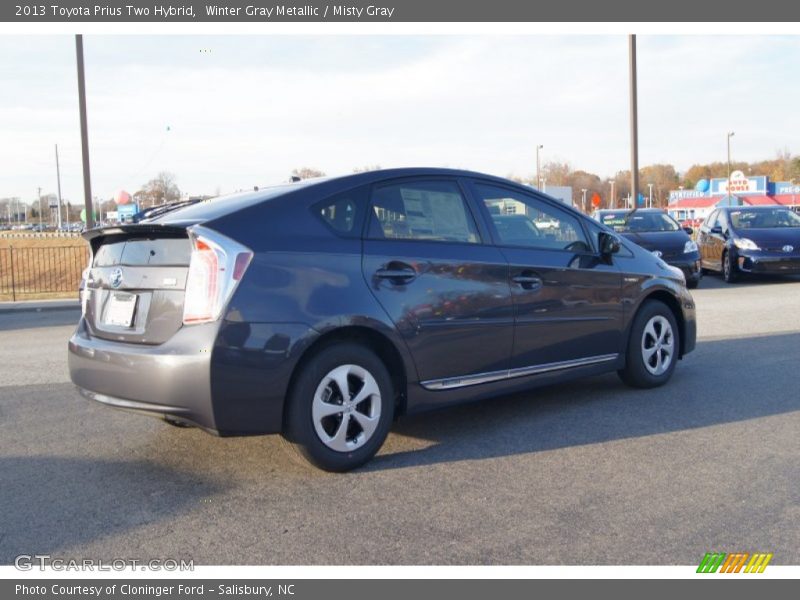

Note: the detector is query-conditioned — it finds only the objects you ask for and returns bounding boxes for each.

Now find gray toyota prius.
[69,168,696,471]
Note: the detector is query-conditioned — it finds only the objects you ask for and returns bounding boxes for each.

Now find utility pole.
[76,34,94,229]
[55,144,63,229]
[727,131,735,196]
[536,144,543,192]
[628,34,640,215]
[37,187,43,229]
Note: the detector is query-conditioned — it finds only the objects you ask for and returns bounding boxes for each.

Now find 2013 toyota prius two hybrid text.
[69,169,696,471]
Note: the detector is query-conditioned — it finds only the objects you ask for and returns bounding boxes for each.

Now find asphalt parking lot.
[1,274,798,565]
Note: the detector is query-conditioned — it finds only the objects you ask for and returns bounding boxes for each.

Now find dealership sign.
[669,189,707,201]
[710,171,768,195]
[774,183,800,195]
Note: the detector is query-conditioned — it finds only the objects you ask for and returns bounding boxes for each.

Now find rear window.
[156,183,311,224]
[93,238,191,267]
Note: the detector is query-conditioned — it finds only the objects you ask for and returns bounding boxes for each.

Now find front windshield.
[598,211,680,233]
[729,208,800,229]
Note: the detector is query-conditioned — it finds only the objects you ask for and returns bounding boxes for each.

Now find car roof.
[721,204,786,210]
[158,168,574,226]
[596,208,664,213]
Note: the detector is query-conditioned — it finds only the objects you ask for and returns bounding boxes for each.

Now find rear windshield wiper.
[134,199,202,222]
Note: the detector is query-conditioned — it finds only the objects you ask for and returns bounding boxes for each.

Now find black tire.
[618,300,680,389]
[722,249,739,283]
[281,343,394,472]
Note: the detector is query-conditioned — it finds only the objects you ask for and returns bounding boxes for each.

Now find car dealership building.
[667,171,800,227]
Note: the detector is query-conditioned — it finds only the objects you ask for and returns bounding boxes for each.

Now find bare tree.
[135,172,181,208]
[291,167,326,180]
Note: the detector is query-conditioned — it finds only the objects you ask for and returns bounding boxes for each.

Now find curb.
[0,301,80,315]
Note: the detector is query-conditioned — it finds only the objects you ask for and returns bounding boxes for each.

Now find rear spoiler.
[82,223,191,243]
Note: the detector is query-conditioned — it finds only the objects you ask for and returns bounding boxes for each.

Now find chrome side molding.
[421,353,619,391]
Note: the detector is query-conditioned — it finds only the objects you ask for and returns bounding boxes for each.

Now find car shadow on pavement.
[366,331,800,472]
[0,456,223,563]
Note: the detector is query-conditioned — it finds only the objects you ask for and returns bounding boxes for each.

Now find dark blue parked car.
[69,169,696,471]
[594,208,702,288]
[696,205,800,282]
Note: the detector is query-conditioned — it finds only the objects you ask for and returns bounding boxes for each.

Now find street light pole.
[727,131,735,195]
[629,34,640,215]
[609,180,616,208]
[581,188,587,212]
[648,183,654,208]
[536,144,543,191]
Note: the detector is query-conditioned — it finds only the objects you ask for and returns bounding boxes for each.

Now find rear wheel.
[618,300,680,389]
[281,343,394,472]
[722,250,739,283]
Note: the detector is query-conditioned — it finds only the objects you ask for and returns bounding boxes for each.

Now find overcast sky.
[1,35,799,204]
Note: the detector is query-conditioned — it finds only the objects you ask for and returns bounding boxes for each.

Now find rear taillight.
[182,226,253,325]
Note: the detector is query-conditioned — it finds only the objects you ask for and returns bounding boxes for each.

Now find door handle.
[512,272,543,290]
[375,262,417,284]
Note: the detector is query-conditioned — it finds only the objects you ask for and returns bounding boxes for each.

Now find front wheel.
[618,300,680,389]
[722,250,739,283]
[281,343,394,472]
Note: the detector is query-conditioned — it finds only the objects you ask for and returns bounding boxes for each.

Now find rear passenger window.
[704,210,719,230]
[369,180,480,244]
[315,188,367,238]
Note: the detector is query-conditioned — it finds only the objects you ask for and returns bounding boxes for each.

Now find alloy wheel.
[311,364,382,452]
[641,315,675,376]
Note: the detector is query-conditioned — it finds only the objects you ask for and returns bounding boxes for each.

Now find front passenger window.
[473,183,589,252]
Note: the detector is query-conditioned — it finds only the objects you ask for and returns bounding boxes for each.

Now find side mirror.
[683,226,694,235]
[599,232,621,256]
[710,225,723,235]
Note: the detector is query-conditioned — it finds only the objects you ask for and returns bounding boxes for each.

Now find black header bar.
[3,0,800,22]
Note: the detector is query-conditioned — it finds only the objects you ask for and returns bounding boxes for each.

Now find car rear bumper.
[68,317,318,436]
[738,253,800,274]
[68,318,220,431]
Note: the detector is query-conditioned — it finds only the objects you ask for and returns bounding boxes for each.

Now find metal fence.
[0,246,89,301]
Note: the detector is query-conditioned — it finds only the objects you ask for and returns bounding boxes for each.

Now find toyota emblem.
[782,245,794,253]
[109,268,123,288]
[651,250,663,258]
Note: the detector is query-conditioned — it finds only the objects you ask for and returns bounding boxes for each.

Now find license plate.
[104,292,137,327]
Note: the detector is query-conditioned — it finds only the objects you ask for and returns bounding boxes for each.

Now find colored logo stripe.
[744,553,773,573]
[720,553,748,573]
[697,553,726,573]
